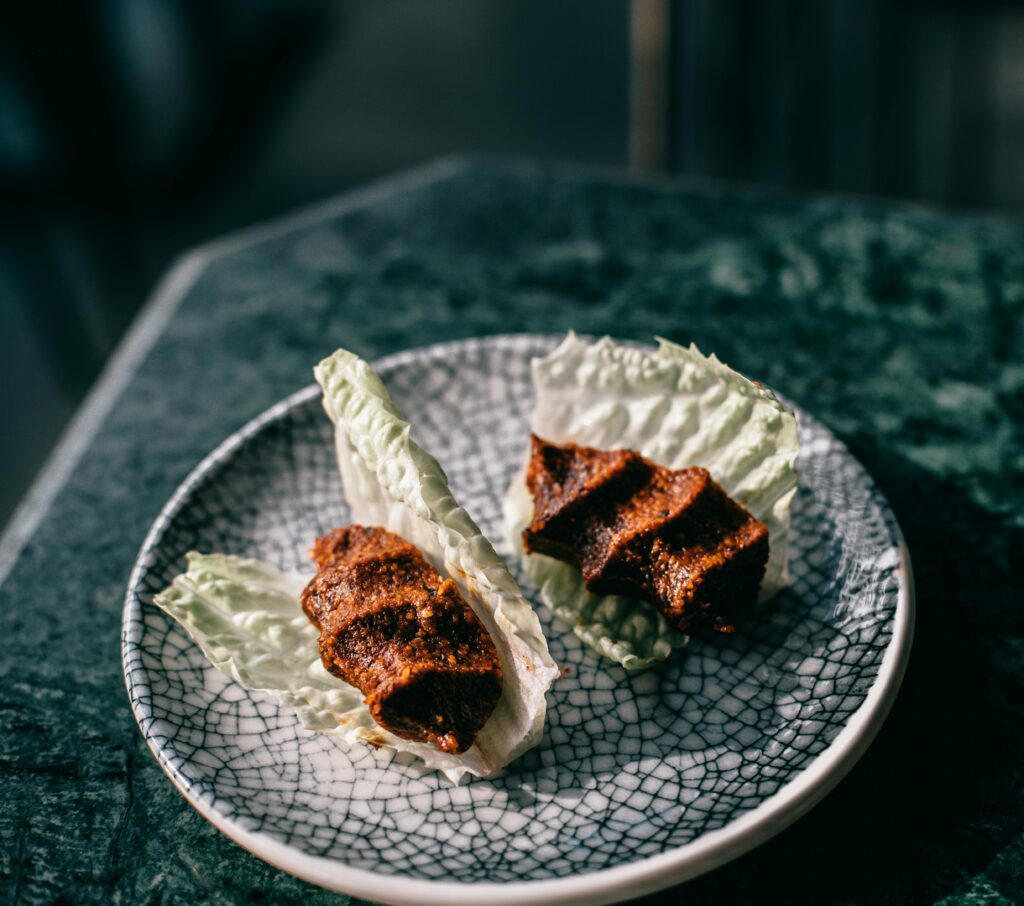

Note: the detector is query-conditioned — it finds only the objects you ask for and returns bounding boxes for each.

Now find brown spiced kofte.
[522,435,769,633]
[301,525,502,754]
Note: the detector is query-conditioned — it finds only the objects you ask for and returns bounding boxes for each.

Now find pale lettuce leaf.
[155,553,387,740]
[504,332,799,670]
[314,348,558,779]
[155,348,558,784]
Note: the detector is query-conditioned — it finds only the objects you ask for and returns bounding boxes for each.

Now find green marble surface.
[1,158,1022,905]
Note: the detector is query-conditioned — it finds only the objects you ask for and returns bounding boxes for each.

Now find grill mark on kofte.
[523,435,769,633]
[301,525,502,753]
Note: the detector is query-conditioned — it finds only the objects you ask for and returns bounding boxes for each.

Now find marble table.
[2,158,1021,904]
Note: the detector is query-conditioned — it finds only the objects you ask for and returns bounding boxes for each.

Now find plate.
[122,334,913,906]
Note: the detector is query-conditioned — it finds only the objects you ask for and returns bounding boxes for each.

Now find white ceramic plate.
[122,335,913,906]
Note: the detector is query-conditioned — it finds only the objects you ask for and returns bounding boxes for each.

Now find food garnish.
[505,333,798,670]
[154,348,557,782]
[523,436,769,635]
[301,525,503,754]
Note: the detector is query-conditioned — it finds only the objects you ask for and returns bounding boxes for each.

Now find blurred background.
[3,0,1024,530]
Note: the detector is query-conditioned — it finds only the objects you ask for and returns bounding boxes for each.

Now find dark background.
[3,0,1024,529]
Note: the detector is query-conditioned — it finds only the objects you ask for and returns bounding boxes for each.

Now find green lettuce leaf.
[155,348,558,783]
[503,333,799,671]
[155,553,386,738]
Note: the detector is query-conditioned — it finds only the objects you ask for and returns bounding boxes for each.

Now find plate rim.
[122,333,915,906]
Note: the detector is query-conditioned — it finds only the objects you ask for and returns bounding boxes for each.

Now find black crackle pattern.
[123,336,901,883]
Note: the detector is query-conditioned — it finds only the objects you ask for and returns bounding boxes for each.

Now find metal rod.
[630,0,673,173]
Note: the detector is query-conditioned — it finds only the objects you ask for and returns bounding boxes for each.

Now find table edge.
[0,157,472,589]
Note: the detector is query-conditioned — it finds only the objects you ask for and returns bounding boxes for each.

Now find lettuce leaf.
[155,348,558,783]
[503,333,799,671]
[155,553,387,739]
